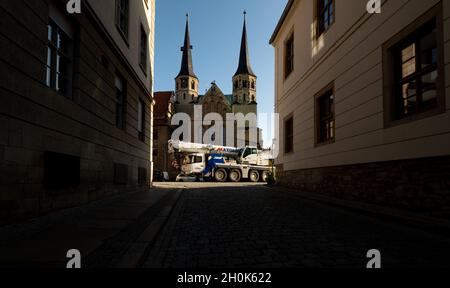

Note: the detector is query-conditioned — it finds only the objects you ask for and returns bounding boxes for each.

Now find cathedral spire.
[178,14,197,78]
[234,11,255,77]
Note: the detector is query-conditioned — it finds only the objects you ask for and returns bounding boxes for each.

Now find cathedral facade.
[173,13,262,148]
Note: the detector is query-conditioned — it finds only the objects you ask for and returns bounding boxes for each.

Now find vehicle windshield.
[242,148,258,158]
[183,155,203,164]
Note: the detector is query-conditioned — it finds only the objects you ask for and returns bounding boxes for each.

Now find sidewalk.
[267,185,450,237]
[0,184,181,268]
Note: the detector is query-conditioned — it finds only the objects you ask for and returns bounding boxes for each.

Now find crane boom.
[168,140,242,156]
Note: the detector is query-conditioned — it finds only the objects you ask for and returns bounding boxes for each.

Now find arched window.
[191,80,195,90]
[251,80,255,89]
[243,81,248,88]
[234,81,239,89]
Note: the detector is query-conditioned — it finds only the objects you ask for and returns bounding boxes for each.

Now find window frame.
[137,98,145,142]
[45,19,73,99]
[382,3,445,128]
[316,0,335,38]
[139,24,148,74]
[315,82,335,146]
[115,75,127,130]
[115,0,130,43]
[284,114,294,154]
[284,31,294,79]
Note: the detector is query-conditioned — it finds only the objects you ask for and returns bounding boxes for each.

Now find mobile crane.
[168,140,274,182]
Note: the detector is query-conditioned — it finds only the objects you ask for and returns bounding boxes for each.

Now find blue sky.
[154,0,287,147]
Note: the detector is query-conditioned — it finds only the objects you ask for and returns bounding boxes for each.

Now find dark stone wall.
[276,156,450,217]
[0,0,152,224]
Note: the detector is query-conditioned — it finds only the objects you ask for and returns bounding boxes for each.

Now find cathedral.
[173,13,262,148]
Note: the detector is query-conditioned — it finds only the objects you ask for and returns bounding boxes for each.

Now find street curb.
[265,185,450,238]
[116,189,182,268]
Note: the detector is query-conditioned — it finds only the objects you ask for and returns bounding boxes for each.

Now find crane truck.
[168,140,274,182]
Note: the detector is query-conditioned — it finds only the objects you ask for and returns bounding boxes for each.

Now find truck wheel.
[214,168,227,182]
[229,169,241,182]
[249,170,260,183]
[262,171,270,182]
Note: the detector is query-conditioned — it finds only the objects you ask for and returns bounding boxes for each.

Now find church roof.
[177,15,197,79]
[234,12,256,77]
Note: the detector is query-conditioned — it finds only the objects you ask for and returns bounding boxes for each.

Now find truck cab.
[240,147,258,164]
[239,147,271,166]
[181,153,204,174]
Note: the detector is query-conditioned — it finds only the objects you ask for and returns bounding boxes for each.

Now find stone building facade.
[270,0,450,215]
[0,0,155,223]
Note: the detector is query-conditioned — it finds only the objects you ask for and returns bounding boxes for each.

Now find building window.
[383,5,445,126]
[44,151,80,191]
[139,25,148,72]
[138,99,145,141]
[284,116,294,154]
[181,78,188,88]
[138,167,147,186]
[191,80,195,90]
[114,163,128,185]
[115,75,127,129]
[115,0,129,40]
[45,20,73,97]
[251,80,255,89]
[317,0,334,37]
[285,33,294,78]
[234,80,239,89]
[316,84,335,145]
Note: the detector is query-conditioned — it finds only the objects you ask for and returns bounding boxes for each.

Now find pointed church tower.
[232,11,257,105]
[175,14,199,105]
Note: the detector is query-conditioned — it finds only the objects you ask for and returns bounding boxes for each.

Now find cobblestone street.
[143,182,450,268]
[2,182,450,268]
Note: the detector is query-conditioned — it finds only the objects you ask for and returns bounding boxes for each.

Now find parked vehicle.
[175,173,203,182]
[168,140,274,183]
[153,170,169,182]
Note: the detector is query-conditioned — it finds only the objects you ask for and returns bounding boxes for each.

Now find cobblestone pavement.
[0,187,178,267]
[143,183,450,268]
